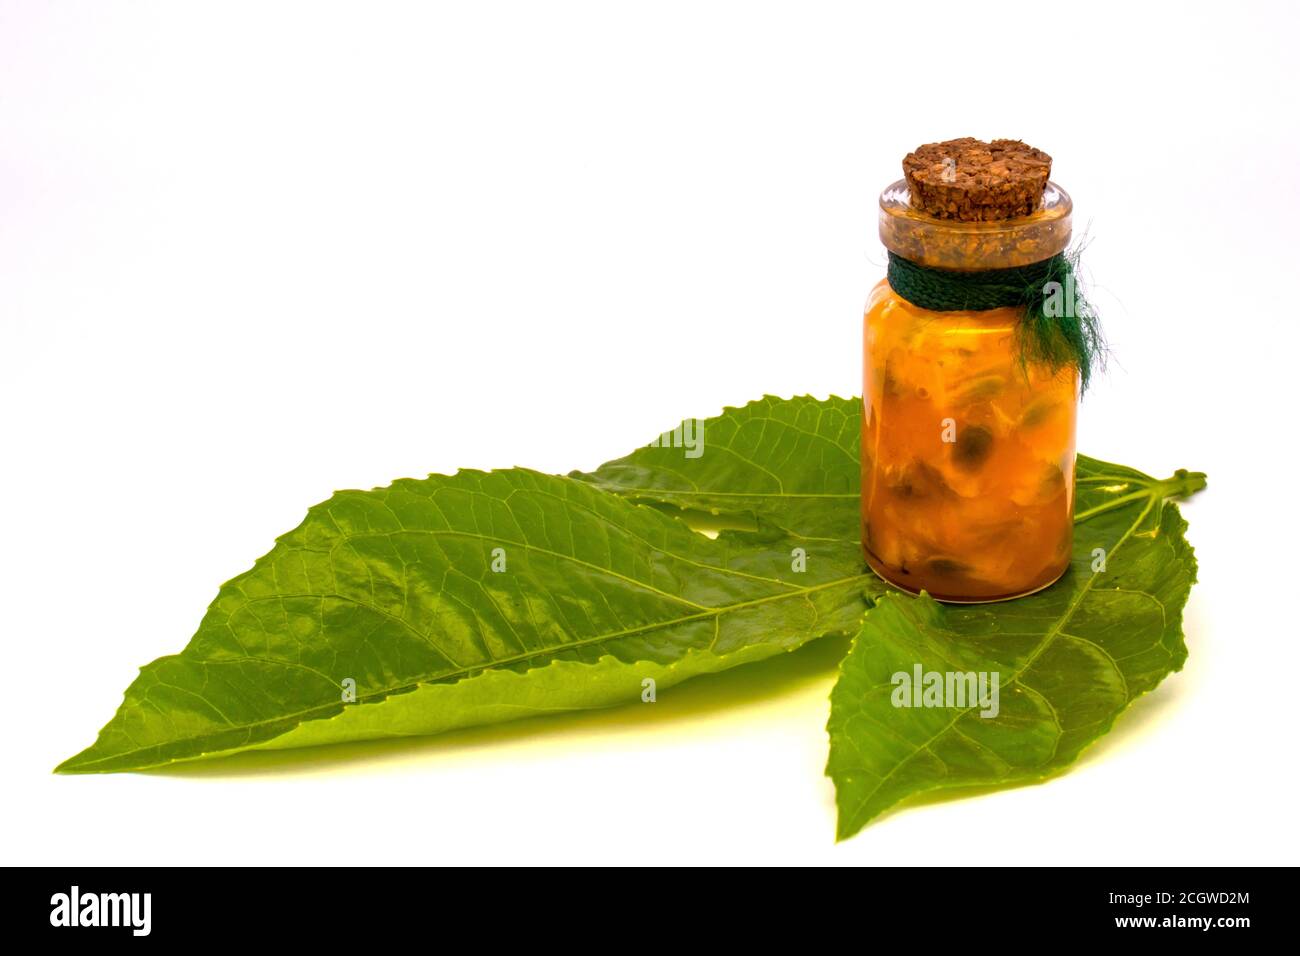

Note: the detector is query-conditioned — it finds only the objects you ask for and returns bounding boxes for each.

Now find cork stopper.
[902,138,1052,222]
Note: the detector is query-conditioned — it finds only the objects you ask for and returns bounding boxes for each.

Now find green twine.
[886,250,1104,390]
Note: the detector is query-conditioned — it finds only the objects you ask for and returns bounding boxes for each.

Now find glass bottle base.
[863,553,1068,605]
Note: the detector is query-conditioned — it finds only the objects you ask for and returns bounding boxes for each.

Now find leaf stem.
[1073,469,1206,524]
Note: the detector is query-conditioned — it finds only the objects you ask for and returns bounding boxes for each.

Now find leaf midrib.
[593,488,859,500]
[67,574,870,771]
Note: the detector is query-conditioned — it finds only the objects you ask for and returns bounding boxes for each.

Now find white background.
[3,1,1297,866]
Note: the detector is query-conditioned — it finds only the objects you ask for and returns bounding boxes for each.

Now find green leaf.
[58,467,874,773]
[588,399,1207,833]
[826,460,1206,839]
[60,394,1205,802]
[575,394,861,540]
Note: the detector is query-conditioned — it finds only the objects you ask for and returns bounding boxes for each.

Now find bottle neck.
[878,179,1072,271]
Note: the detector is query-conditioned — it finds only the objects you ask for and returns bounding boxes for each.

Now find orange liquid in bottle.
[861,278,1077,602]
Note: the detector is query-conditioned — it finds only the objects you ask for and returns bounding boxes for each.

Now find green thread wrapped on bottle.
[886,249,1105,390]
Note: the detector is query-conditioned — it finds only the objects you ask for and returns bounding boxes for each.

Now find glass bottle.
[862,180,1077,602]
